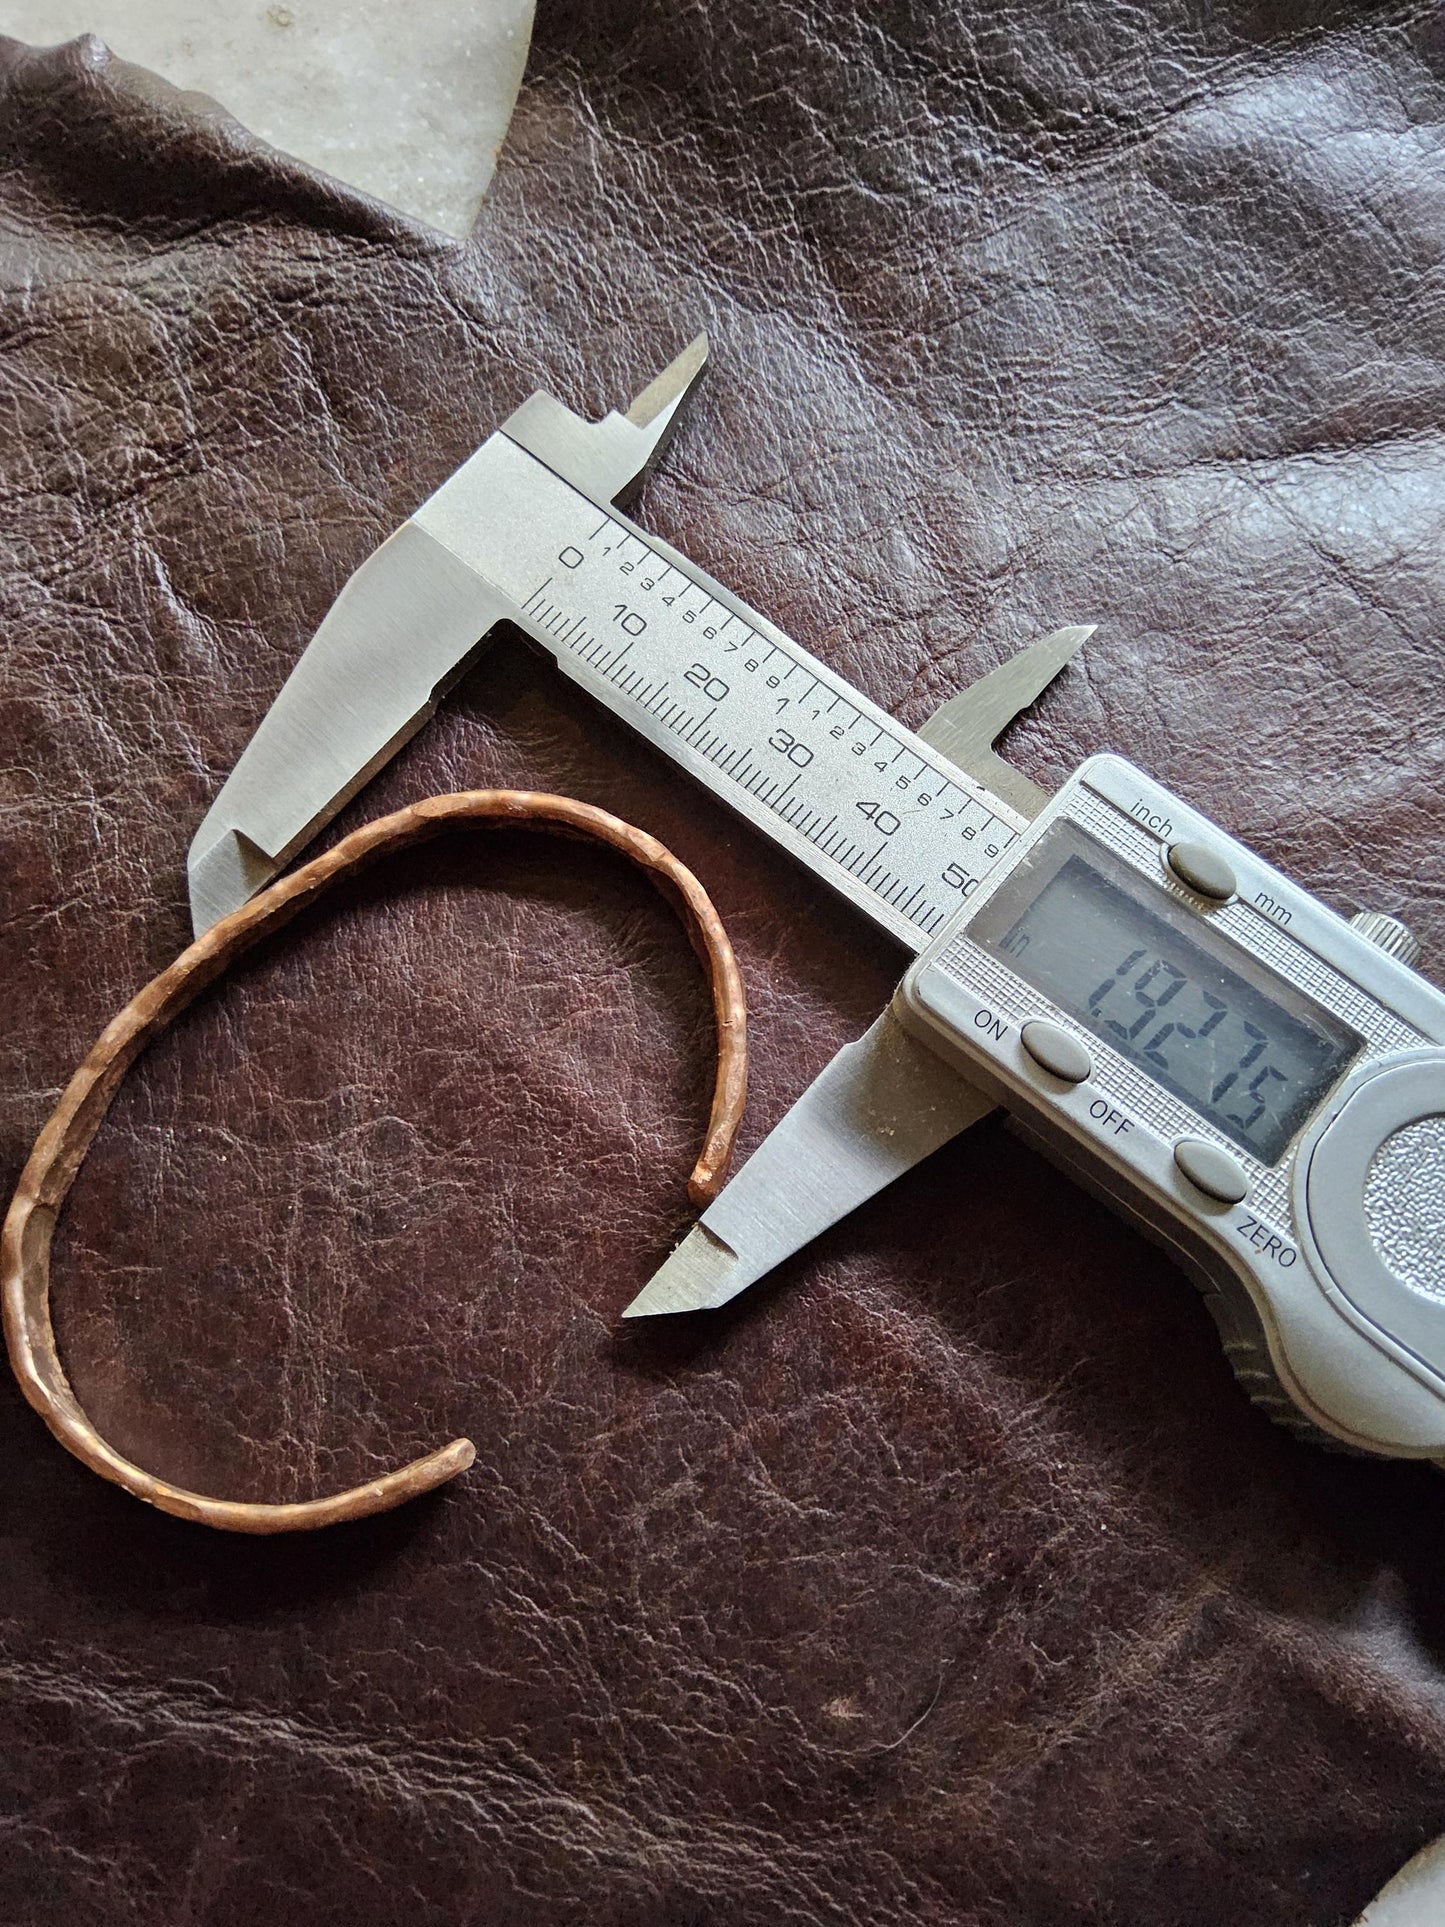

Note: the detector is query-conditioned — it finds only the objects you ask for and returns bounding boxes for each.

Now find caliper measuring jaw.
[187,339,710,933]
[621,1007,1000,1314]
[186,329,1091,1334]
[620,628,1106,1316]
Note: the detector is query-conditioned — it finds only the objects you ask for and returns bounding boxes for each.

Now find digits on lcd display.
[969,826,1361,1164]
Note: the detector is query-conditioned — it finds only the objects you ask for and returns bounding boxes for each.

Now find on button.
[1021,1020,1093,1085]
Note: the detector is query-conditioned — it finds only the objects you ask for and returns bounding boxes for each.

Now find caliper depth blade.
[623,1009,997,1317]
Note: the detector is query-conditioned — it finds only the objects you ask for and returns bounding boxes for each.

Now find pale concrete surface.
[2,0,533,234]
[1357,1834,1445,1925]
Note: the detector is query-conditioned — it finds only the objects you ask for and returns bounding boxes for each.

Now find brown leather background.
[3,5,1445,1922]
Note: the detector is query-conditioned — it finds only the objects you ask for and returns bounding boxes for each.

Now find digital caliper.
[189,339,1445,1461]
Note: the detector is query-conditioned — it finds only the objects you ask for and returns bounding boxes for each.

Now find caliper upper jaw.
[501,333,710,508]
[918,623,1095,820]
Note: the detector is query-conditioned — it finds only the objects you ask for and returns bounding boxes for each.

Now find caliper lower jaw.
[621,1007,998,1317]
[188,828,278,938]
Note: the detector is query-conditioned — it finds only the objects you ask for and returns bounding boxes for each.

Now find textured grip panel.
[1193,1279,1358,1455]
[1365,1115,1445,1300]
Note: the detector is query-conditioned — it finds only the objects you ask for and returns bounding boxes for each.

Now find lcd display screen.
[969,825,1361,1164]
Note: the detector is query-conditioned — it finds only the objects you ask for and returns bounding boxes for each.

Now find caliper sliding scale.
[189,338,1445,1463]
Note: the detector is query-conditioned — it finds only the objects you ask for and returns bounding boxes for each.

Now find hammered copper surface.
[2,6,1444,1923]
[3,790,746,1533]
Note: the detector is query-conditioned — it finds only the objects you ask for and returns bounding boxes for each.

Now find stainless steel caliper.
[189,339,1445,1462]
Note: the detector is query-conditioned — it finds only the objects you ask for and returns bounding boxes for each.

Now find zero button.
[1174,1137,1250,1204]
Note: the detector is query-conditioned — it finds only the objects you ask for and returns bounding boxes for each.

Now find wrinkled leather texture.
[2,6,1444,1922]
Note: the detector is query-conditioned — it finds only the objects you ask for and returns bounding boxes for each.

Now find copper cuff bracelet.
[2,791,748,1534]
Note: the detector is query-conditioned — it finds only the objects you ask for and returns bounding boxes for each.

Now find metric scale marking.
[469,438,1025,953]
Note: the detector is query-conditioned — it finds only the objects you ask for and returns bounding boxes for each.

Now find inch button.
[1167,840,1236,902]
